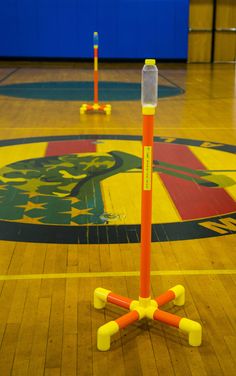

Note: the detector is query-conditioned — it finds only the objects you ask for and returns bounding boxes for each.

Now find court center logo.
[0,135,235,244]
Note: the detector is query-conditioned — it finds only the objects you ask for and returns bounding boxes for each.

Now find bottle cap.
[145,59,156,66]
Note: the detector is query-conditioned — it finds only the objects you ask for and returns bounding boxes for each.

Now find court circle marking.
[0,134,235,244]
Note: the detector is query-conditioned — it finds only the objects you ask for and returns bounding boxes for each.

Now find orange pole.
[94,46,98,104]
[107,293,132,309]
[153,309,182,328]
[155,290,176,307]
[115,310,140,329]
[140,113,154,298]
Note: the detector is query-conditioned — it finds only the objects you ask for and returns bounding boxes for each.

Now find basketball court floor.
[0,61,235,375]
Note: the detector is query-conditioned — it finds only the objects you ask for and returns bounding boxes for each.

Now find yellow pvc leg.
[97,321,119,351]
[179,318,202,346]
[170,285,185,306]
[94,287,111,309]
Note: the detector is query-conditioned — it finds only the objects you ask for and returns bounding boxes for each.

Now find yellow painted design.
[71,207,93,220]
[28,191,49,199]
[159,137,176,143]
[200,142,223,148]
[0,142,48,168]
[143,146,152,190]
[70,197,80,204]
[20,215,45,224]
[189,146,236,200]
[0,269,235,281]
[152,173,181,223]
[13,177,58,193]
[198,217,236,234]
[203,174,235,188]
[0,176,25,184]
[53,183,76,197]
[80,157,114,171]
[100,170,141,224]
[52,192,68,198]
[98,140,180,224]
[98,140,142,225]
[16,201,46,211]
[59,170,87,180]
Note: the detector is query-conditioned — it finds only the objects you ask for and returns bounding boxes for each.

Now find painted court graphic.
[0,81,184,101]
[0,135,235,244]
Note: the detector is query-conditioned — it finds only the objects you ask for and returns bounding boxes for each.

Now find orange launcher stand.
[94,60,202,351]
[80,32,111,115]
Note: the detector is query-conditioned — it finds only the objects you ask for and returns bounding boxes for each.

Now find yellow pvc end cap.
[145,59,156,65]
[142,106,156,115]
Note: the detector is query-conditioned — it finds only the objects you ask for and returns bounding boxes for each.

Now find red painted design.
[154,143,236,220]
[45,140,96,157]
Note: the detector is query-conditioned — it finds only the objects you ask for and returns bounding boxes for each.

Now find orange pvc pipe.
[155,290,176,307]
[94,47,98,104]
[153,309,181,328]
[140,114,154,298]
[115,310,140,330]
[107,293,132,310]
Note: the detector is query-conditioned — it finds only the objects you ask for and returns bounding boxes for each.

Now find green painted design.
[0,146,234,226]
[153,161,236,188]
[0,186,28,220]
[0,135,236,244]
[0,81,184,101]
[0,151,142,225]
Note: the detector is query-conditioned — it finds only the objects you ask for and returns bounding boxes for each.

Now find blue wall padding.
[0,0,189,59]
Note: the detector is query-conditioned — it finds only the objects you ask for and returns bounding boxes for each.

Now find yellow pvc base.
[80,103,111,115]
[94,286,202,351]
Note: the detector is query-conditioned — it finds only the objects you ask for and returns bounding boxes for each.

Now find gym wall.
[0,0,189,60]
[188,0,236,62]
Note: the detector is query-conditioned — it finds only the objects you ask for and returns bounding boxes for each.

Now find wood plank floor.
[0,61,235,375]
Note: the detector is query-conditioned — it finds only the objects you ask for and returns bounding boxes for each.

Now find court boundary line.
[0,127,234,130]
[159,72,185,92]
[0,269,235,281]
[0,68,19,85]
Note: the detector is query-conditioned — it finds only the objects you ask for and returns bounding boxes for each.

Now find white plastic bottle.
[141,59,158,108]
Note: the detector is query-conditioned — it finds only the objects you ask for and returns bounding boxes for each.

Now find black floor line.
[0,68,19,85]
[159,72,184,92]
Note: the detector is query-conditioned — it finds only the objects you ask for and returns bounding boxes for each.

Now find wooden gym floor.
[0,61,235,375]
